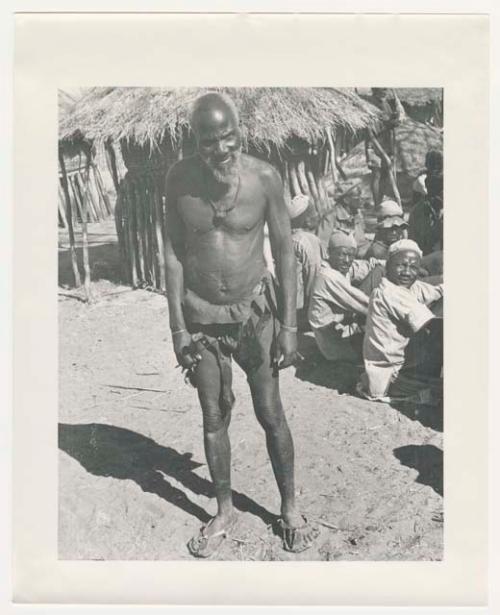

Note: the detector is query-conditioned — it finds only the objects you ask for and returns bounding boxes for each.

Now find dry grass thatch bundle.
[59,87,382,153]
[58,87,384,291]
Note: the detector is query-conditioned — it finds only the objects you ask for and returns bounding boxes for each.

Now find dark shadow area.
[393,444,443,496]
[59,423,276,526]
[294,333,362,395]
[390,398,443,432]
[58,242,124,288]
[390,316,443,431]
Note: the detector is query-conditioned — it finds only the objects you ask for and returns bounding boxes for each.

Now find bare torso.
[171,154,270,304]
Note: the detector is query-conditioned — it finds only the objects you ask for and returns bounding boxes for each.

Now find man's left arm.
[263,165,298,369]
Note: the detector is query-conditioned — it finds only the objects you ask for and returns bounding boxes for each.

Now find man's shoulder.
[320,264,346,284]
[242,154,281,184]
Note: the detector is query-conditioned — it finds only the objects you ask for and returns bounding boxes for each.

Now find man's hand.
[275,329,299,370]
[172,330,197,369]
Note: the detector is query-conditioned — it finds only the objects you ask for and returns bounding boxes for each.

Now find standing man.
[163,92,318,557]
[408,151,444,255]
[364,88,403,205]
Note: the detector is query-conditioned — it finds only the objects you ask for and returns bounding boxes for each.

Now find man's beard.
[205,150,241,183]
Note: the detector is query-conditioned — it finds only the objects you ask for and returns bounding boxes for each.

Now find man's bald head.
[189,92,240,136]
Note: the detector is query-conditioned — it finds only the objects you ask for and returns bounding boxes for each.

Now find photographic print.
[57,86,443,562]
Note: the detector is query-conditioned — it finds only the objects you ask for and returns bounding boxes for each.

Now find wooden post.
[57,185,68,229]
[282,161,291,206]
[153,178,166,292]
[368,129,402,207]
[132,177,146,285]
[93,164,112,215]
[288,160,301,198]
[58,151,81,288]
[105,141,120,193]
[296,159,311,196]
[305,159,321,216]
[325,128,337,190]
[81,156,94,303]
[125,178,139,288]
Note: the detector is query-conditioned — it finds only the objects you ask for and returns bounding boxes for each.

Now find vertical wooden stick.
[305,158,321,214]
[282,161,291,206]
[368,132,402,207]
[288,160,301,198]
[325,128,337,191]
[105,141,120,193]
[132,177,147,285]
[58,186,68,229]
[296,159,311,195]
[123,178,138,288]
[58,151,81,288]
[153,178,166,292]
[81,155,94,303]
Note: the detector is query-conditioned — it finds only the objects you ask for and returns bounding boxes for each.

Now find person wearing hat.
[364,199,408,260]
[287,194,325,329]
[356,239,443,402]
[308,229,385,363]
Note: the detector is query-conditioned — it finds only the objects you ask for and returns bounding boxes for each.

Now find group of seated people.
[288,151,444,404]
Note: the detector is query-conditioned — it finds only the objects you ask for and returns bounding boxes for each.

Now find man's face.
[329,246,356,275]
[386,250,420,288]
[195,108,242,183]
[380,224,405,246]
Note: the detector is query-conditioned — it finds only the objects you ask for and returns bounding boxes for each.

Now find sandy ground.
[58,221,443,561]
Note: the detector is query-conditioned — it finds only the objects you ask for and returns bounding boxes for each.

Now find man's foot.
[278,513,320,554]
[187,511,236,559]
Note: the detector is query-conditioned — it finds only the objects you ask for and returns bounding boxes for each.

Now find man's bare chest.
[177,185,267,236]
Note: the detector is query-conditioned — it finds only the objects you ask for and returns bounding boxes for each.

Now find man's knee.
[254,399,287,435]
[202,401,230,434]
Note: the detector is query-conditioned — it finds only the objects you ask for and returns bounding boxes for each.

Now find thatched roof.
[332,117,443,205]
[395,88,442,107]
[59,87,381,153]
[355,87,442,107]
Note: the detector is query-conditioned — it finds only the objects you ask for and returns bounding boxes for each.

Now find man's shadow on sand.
[59,422,276,526]
[393,444,443,496]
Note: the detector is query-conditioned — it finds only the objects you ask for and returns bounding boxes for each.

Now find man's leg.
[195,347,236,535]
[236,322,302,529]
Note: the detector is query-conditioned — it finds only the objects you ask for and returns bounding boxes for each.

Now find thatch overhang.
[58,87,382,155]
[355,87,443,108]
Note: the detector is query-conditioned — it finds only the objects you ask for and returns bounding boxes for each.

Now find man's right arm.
[164,166,194,366]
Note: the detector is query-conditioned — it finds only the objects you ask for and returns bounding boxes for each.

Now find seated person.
[364,199,408,259]
[308,229,384,363]
[287,194,325,329]
[356,239,443,402]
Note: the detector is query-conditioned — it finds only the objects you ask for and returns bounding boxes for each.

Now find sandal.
[187,517,235,559]
[277,515,320,553]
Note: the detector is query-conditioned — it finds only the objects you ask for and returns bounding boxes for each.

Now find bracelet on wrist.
[280,323,298,333]
[171,328,187,336]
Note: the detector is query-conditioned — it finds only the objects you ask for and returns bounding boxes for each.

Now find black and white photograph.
[57,86,444,562]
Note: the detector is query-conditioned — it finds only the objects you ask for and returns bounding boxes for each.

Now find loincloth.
[182,272,279,412]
